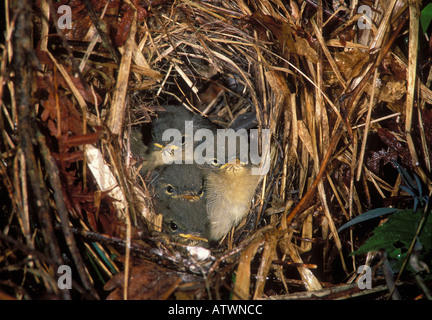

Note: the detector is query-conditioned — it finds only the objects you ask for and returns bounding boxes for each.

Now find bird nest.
[1,0,432,300]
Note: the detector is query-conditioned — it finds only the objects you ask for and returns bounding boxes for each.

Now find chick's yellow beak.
[180,194,201,201]
[154,142,179,151]
[179,233,208,242]
[220,158,245,172]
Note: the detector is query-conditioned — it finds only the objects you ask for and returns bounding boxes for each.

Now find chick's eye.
[198,188,204,197]
[169,221,178,231]
[210,158,221,167]
[165,185,175,194]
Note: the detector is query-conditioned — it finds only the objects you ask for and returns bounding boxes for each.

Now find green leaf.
[421,3,432,35]
[338,207,398,233]
[351,209,432,272]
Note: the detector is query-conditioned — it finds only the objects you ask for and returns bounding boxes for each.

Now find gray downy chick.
[151,163,210,243]
[130,106,218,173]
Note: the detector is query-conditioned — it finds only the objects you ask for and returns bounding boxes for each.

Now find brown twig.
[12,0,70,299]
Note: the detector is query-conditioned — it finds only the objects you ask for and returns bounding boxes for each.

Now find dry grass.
[0,0,431,300]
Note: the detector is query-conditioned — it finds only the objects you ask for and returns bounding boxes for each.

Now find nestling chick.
[130,127,162,175]
[130,105,218,172]
[151,164,210,242]
[158,199,209,244]
[204,159,261,241]
[152,164,205,203]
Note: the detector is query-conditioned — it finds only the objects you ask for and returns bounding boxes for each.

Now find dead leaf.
[365,76,406,103]
[232,239,261,300]
[292,35,318,63]
[367,128,413,174]
[249,11,296,60]
[104,261,181,300]
[334,50,370,79]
